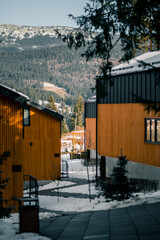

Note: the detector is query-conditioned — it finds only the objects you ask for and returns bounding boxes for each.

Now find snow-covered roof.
[86,95,96,103]
[0,83,29,104]
[71,130,84,134]
[61,139,72,142]
[111,51,160,76]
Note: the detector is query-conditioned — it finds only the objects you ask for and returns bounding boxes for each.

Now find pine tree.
[100,153,134,201]
[61,118,69,134]
[46,96,58,112]
[69,94,84,131]
[0,151,11,218]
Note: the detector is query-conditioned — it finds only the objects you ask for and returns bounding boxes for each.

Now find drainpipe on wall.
[96,77,98,185]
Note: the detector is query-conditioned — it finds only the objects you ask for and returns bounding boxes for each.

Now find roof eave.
[27,101,64,121]
[0,84,29,105]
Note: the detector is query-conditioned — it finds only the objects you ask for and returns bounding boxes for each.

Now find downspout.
[84,102,86,156]
[96,77,98,185]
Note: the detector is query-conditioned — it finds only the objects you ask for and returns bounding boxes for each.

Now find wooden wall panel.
[98,103,160,167]
[0,94,23,211]
[85,118,96,150]
[23,106,61,180]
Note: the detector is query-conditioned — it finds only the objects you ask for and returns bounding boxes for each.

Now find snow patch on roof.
[112,51,160,76]
[86,95,96,102]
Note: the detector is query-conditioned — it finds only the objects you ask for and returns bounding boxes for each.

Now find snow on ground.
[1,155,160,239]
[39,180,76,191]
[39,185,160,213]
[59,182,97,194]
[40,155,160,212]
[0,219,50,240]
[62,154,97,180]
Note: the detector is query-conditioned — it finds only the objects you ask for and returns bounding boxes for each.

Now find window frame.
[23,107,30,127]
[145,118,160,144]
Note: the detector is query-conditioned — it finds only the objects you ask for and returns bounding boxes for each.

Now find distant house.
[0,84,63,211]
[61,138,72,153]
[61,128,84,153]
[85,51,160,187]
[84,96,96,159]
[71,129,84,152]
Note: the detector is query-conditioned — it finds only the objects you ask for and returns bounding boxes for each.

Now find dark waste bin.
[19,198,39,233]
[19,175,39,233]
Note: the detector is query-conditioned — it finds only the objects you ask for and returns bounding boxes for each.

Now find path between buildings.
[40,202,160,240]
[38,177,160,240]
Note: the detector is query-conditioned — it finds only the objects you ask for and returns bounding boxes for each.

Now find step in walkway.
[40,202,160,240]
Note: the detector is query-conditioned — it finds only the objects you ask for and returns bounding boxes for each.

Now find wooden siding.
[0,93,61,212]
[23,106,61,180]
[98,103,160,167]
[85,118,96,151]
[0,94,24,211]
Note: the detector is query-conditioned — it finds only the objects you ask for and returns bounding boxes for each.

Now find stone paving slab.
[40,202,160,240]
[57,212,91,240]
[40,215,74,240]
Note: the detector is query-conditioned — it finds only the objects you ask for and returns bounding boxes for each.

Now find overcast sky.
[0,0,89,27]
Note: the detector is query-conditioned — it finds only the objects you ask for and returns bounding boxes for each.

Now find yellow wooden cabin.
[0,84,63,211]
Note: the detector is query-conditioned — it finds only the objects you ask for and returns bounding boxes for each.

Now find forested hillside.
[0,45,101,105]
[0,24,122,106]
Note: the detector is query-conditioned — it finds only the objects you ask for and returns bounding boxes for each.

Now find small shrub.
[0,151,11,218]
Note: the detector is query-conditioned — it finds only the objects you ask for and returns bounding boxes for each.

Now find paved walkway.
[38,177,160,240]
[40,202,160,240]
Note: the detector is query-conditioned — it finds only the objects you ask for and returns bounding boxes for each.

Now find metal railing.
[61,160,69,178]
[23,175,38,201]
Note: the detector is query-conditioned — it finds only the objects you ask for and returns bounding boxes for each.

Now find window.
[151,119,155,142]
[157,120,160,142]
[23,107,30,126]
[146,119,150,141]
[145,118,160,143]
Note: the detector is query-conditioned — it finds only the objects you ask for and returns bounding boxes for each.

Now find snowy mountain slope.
[0,24,75,51]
